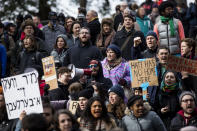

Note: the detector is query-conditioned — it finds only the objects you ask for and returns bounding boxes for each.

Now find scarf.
[160,16,175,36]
[160,81,178,92]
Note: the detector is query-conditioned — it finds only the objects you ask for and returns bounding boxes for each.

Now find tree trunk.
[79,0,87,8]
[38,0,51,20]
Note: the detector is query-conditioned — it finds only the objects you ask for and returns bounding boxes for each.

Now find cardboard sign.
[42,56,58,90]
[129,58,158,88]
[68,101,79,114]
[166,55,197,76]
[1,71,43,120]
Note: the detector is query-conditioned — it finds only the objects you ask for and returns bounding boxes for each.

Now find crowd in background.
[1,0,197,131]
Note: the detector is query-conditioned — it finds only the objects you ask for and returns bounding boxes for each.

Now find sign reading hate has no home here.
[1,71,43,120]
[129,58,158,88]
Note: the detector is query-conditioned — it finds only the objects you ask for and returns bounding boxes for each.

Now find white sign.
[1,71,43,120]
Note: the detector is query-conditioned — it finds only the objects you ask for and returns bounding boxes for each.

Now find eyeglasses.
[80,32,89,34]
[89,64,98,68]
[182,99,194,103]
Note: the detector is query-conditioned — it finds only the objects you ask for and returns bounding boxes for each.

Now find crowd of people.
[0,0,197,131]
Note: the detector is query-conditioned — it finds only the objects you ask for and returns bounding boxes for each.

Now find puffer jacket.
[154,18,184,54]
[122,111,167,131]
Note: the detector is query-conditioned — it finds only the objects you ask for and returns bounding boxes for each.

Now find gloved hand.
[44,84,50,96]
[118,78,127,87]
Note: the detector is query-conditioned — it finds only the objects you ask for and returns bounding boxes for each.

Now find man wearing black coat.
[86,10,100,45]
[112,14,146,60]
[63,27,102,68]
[170,91,197,131]
[131,31,158,60]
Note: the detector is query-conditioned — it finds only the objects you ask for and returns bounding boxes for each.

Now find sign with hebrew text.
[1,71,43,119]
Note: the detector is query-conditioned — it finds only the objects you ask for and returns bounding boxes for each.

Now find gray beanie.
[56,34,68,43]
[179,91,195,104]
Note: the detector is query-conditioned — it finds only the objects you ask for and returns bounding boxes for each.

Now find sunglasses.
[89,64,98,68]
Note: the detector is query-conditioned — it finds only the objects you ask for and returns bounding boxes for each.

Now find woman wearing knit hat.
[122,95,167,131]
[107,84,126,126]
[101,44,131,89]
[51,34,68,67]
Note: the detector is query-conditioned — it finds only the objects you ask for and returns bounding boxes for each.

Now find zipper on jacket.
[166,24,170,54]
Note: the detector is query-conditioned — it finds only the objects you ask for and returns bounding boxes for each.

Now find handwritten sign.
[166,55,197,76]
[129,58,158,88]
[1,71,43,120]
[68,101,79,114]
[42,56,58,90]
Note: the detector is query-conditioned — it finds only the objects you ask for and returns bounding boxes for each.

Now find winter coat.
[50,48,67,66]
[154,18,185,55]
[0,44,7,77]
[66,34,80,48]
[136,16,153,36]
[112,27,146,60]
[101,58,130,86]
[48,81,70,101]
[96,19,116,59]
[157,90,181,130]
[15,49,44,76]
[131,46,157,60]
[122,111,167,131]
[80,118,116,131]
[86,18,101,45]
[186,3,197,27]
[63,40,102,68]
[114,13,124,32]
[170,108,197,131]
[1,33,16,75]
[42,23,66,53]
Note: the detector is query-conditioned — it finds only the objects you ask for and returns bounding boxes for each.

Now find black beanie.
[127,95,142,107]
[78,89,93,99]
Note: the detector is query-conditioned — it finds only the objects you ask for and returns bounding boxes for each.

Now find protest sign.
[68,101,79,114]
[129,58,158,88]
[1,71,43,120]
[166,55,197,76]
[42,56,58,90]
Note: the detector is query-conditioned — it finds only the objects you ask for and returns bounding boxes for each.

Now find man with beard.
[87,60,112,90]
[154,1,185,55]
[63,27,102,68]
[170,91,197,131]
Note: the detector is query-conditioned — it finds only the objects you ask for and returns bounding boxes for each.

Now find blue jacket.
[0,44,7,77]
[186,3,197,27]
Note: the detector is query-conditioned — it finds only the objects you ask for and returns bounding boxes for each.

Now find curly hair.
[81,96,111,124]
